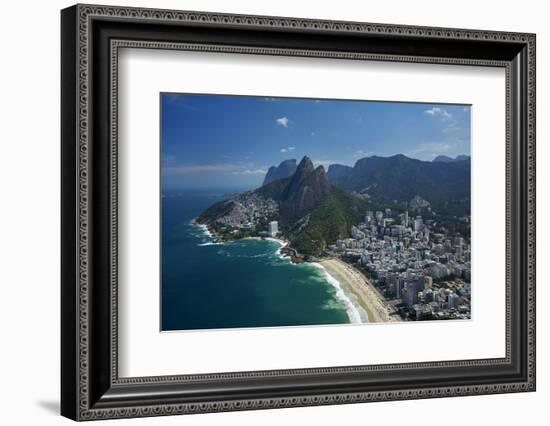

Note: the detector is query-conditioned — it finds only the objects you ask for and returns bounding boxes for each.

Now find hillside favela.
[161,94,471,331]
[196,154,471,324]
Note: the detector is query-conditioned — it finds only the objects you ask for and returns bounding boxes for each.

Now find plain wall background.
[0,0,546,424]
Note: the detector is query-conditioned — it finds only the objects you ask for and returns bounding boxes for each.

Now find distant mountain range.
[326,154,470,206]
[262,159,297,185]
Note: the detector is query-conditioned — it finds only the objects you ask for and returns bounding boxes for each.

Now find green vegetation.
[290,187,368,255]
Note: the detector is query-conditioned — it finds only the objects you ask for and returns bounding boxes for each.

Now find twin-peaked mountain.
[257,157,366,253]
[277,157,331,218]
[199,156,366,255]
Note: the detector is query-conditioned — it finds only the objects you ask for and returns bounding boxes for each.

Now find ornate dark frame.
[61,3,536,421]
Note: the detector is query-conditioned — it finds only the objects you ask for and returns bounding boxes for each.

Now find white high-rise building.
[268,221,279,237]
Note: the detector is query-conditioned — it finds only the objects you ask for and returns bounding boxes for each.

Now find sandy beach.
[319,258,401,323]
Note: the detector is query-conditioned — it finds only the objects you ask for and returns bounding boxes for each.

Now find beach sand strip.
[319,258,401,323]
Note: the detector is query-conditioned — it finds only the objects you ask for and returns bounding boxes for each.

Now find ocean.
[161,188,365,331]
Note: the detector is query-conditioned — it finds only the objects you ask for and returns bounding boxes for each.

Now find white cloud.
[163,163,266,176]
[425,106,468,135]
[406,142,453,158]
[280,146,295,153]
[231,168,267,175]
[353,149,374,158]
[424,107,452,121]
[276,116,289,127]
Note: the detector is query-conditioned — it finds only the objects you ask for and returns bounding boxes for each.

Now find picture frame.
[61,3,536,421]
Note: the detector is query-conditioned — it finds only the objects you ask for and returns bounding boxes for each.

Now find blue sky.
[161,93,470,189]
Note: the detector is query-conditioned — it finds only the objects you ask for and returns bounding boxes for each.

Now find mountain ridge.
[326,154,470,206]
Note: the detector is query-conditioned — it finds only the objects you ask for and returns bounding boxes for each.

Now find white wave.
[276,249,291,262]
[265,237,290,261]
[197,242,222,246]
[264,238,291,262]
[264,237,287,247]
[309,263,366,324]
[194,223,214,239]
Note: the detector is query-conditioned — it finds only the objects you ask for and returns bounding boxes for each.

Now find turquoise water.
[161,189,357,331]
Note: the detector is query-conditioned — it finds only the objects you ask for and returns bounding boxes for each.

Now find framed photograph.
[61,4,536,421]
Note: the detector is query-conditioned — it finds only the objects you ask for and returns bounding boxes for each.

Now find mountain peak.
[296,156,314,173]
[284,156,314,196]
[390,153,409,160]
[262,158,297,186]
[279,159,297,168]
[279,156,331,218]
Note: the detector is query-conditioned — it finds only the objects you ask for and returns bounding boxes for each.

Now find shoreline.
[308,263,366,324]
[319,258,401,323]
[191,220,391,324]
[191,220,215,239]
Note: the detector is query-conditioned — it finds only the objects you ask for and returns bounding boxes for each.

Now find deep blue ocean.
[161,188,354,331]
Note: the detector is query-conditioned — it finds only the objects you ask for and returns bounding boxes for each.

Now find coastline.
[192,220,215,239]
[308,263,367,324]
[191,220,383,325]
[319,258,401,323]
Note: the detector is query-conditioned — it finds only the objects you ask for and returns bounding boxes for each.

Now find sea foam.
[309,263,366,324]
[194,223,214,239]
[264,238,290,261]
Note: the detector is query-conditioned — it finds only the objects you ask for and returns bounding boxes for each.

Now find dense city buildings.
[206,192,278,230]
[328,200,471,321]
